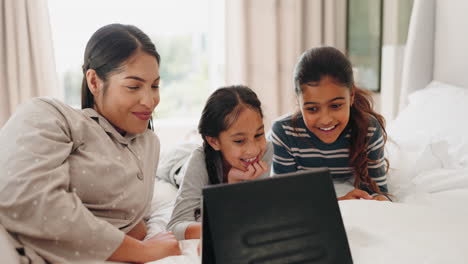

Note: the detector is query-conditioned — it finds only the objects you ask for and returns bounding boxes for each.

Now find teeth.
[242,157,256,162]
[320,125,336,131]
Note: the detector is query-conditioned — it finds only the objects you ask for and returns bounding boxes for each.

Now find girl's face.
[299,75,354,144]
[207,107,266,171]
[87,50,160,134]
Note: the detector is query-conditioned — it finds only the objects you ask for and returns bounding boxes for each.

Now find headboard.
[399,0,468,110]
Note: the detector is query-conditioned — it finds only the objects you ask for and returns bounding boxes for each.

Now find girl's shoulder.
[366,114,384,137]
[190,145,221,168]
[271,113,306,132]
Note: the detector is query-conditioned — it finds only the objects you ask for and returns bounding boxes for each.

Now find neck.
[94,104,126,136]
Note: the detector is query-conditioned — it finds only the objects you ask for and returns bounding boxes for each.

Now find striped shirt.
[270,114,388,194]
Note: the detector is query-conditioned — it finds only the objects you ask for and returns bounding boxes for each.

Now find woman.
[0,24,180,263]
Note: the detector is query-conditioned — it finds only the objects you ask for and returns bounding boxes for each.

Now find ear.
[205,136,221,151]
[86,69,104,97]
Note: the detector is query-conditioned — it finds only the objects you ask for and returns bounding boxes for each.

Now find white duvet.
[147,82,468,264]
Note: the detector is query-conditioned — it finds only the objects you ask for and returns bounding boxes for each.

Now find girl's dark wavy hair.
[293,46,388,194]
[80,23,160,130]
[194,85,263,220]
[198,85,263,185]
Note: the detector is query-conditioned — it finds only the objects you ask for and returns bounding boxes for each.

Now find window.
[347,0,383,92]
[48,0,225,149]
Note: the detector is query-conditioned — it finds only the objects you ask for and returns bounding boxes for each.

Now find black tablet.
[201,168,353,264]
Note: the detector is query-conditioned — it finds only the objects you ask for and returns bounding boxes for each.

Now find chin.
[317,134,339,144]
[133,127,148,134]
[124,125,148,134]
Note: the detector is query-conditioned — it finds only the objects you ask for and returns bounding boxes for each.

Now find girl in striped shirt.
[271,46,390,201]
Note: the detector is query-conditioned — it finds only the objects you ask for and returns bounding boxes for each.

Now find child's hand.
[372,194,391,201]
[227,161,268,183]
[338,189,372,200]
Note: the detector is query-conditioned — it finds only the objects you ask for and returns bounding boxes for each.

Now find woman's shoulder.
[16,97,75,116]
[4,97,81,131]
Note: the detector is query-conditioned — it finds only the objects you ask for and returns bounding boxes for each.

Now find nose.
[318,110,333,127]
[140,87,159,109]
[245,140,260,157]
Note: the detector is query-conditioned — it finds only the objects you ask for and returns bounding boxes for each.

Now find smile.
[318,125,337,132]
[241,156,258,166]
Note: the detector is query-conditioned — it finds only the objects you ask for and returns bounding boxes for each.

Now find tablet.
[201,168,353,264]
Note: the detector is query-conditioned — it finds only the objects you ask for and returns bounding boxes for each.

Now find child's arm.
[270,121,298,175]
[184,223,201,239]
[338,189,373,200]
[167,148,208,240]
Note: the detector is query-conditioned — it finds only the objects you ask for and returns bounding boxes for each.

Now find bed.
[146,0,468,263]
[2,0,468,263]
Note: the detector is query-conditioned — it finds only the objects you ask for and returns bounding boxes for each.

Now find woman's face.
[88,50,160,134]
[207,107,266,171]
[299,75,354,144]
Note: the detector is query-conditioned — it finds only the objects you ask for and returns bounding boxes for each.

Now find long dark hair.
[293,46,388,194]
[198,85,263,185]
[80,24,161,129]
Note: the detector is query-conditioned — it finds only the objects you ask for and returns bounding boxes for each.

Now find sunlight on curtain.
[0,0,58,127]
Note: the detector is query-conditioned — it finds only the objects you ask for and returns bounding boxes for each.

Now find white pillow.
[388,81,468,168]
[145,179,178,239]
[386,81,468,198]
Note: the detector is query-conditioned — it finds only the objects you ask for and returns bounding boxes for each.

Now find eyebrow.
[229,125,265,137]
[303,97,345,105]
[124,76,160,82]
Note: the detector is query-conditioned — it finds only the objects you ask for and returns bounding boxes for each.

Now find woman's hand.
[227,161,268,184]
[141,232,181,261]
[338,189,372,201]
[127,220,147,241]
[108,231,181,263]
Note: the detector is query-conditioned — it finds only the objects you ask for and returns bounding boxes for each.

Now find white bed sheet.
[149,191,468,264]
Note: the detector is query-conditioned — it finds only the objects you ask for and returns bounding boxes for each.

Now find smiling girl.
[167,85,273,240]
[0,24,180,263]
[271,47,390,201]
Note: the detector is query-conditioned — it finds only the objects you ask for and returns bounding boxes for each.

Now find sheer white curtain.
[224,0,346,129]
[0,0,58,127]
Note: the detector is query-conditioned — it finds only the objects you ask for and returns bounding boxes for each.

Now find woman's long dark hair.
[198,85,263,185]
[293,46,388,194]
[80,24,160,129]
